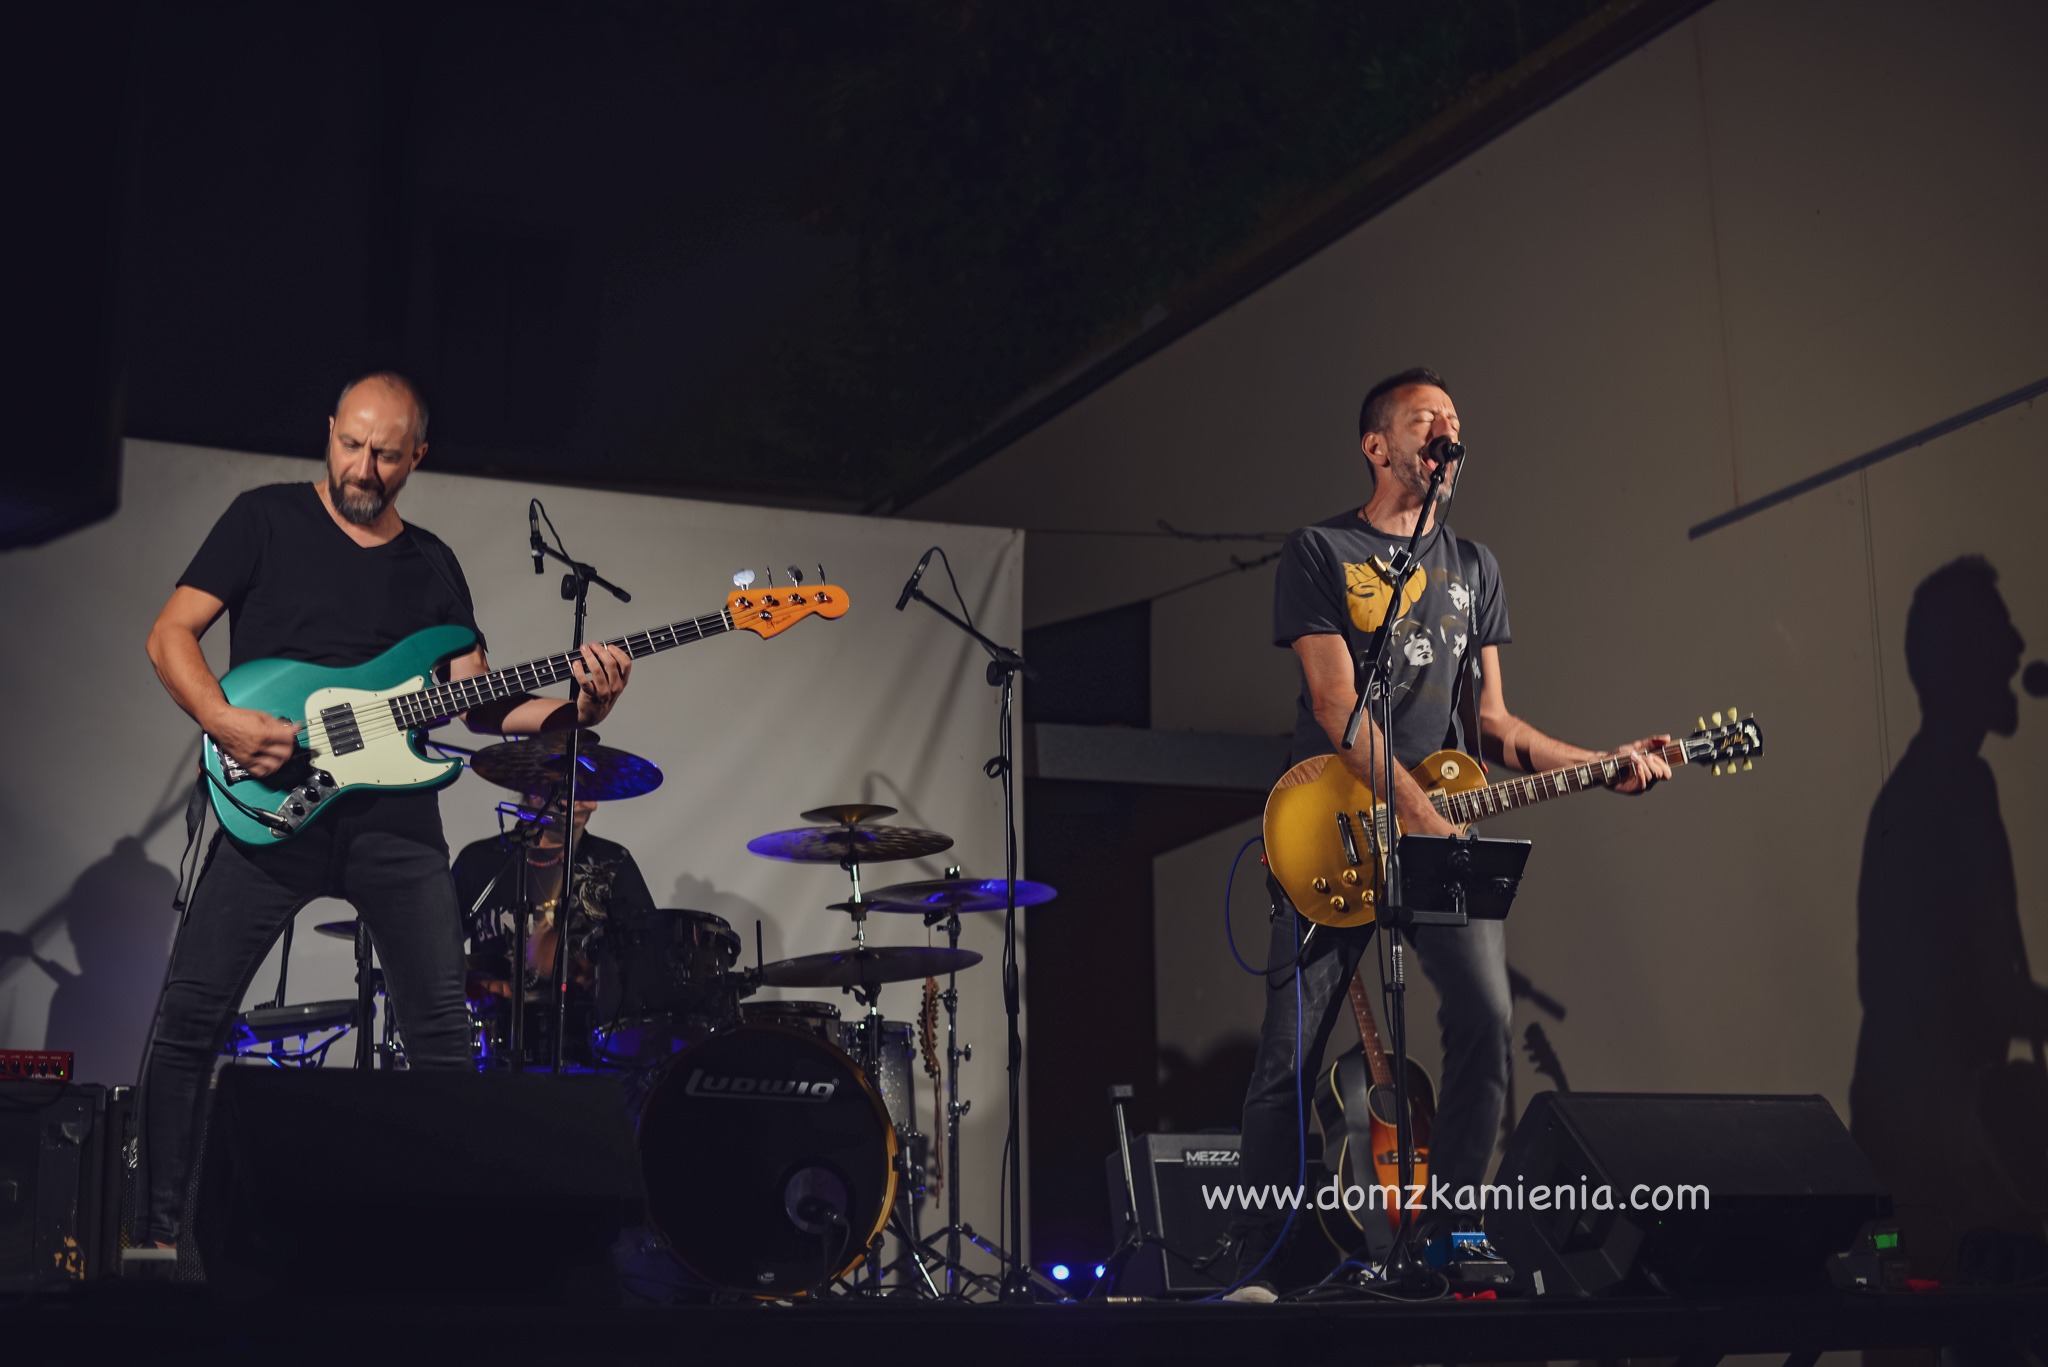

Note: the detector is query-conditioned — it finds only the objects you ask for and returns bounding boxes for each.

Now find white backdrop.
[0,439,1027,1257]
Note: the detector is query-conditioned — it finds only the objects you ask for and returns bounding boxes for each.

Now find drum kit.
[227,732,1056,1299]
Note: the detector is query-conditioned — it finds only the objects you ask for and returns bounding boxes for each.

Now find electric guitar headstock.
[1679,709,1765,777]
[725,565,849,639]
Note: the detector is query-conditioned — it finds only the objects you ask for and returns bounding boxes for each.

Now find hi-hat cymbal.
[756,945,982,989]
[235,999,360,1044]
[746,824,954,864]
[799,803,898,826]
[859,877,1059,914]
[470,732,664,802]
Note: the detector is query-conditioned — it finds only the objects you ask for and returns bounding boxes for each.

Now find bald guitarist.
[136,372,633,1249]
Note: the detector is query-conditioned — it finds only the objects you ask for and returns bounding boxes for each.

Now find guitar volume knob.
[1311,877,1330,893]
[1328,895,1347,912]
[1340,869,1359,887]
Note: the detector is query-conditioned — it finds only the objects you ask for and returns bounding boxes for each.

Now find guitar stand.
[1092,1083,1203,1299]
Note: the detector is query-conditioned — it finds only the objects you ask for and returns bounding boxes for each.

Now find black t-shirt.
[452,831,658,959]
[1273,508,1511,766]
[179,483,484,671]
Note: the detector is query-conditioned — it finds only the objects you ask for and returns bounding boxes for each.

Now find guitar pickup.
[1336,811,1360,866]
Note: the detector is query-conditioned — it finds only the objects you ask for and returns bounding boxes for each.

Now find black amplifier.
[1104,1131,1243,1297]
[0,1082,132,1287]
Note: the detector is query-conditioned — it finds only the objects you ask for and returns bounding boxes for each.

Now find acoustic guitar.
[1312,966,1436,1260]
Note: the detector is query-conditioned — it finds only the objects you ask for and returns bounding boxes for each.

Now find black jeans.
[1238,898,1511,1248]
[137,790,472,1243]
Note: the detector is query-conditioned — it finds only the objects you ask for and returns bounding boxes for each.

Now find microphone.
[529,503,545,575]
[895,547,936,611]
[1425,435,1465,467]
[2024,660,2048,699]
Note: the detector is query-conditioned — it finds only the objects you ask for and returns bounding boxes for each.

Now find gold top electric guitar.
[1264,711,1764,929]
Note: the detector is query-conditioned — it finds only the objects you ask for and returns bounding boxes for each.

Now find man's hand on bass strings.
[210,706,300,778]
[1604,734,1673,795]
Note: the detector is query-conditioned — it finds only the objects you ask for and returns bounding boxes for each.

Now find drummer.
[451,787,658,996]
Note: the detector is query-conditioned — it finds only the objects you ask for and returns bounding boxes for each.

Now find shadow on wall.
[1850,556,2047,1284]
[670,874,772,965]
[0,836,180,1083]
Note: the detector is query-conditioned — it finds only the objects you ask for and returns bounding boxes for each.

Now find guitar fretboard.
[1430,740,1687,824]
[390,610,734,728]
[1347,972,1394,1091]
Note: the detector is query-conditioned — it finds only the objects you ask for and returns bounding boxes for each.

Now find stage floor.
[11,1282,2046,1366]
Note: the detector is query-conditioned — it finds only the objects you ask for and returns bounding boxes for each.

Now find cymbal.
[236,999,358,1043]
[756,945,983,989]
[470,732,663,802]
[746,824,954,864]
[799,803,898,826]
[859,877,1059,914]
[314,919,361,940]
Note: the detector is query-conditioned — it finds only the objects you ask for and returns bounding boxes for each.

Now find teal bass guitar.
[200,582,848,844]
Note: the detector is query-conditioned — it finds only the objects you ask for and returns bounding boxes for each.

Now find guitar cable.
[1221,835,1313,979]
[200,766,296,834]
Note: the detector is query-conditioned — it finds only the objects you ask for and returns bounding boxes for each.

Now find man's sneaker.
[1197,1223,1283,1299]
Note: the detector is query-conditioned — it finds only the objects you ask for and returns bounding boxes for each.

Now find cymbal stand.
[908,907,1067,1300]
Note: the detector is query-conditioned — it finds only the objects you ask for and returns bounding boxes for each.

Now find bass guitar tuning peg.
[817,563,827,584]
[732,568,756,589]
[787,565,804,586]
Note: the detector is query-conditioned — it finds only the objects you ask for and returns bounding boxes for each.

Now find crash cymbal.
[859,877,1059,914]
[470,732,663,802]
[746,824,954,864]
[756,945,983,989]
[799,803,898,826]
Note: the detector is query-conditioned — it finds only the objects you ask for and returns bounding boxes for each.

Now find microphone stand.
[529,502,631,1072]
[1337,449,1458,1286]
[900,568,1033,1301]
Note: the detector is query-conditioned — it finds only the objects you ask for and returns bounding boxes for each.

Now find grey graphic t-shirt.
[1272,508,1512,766]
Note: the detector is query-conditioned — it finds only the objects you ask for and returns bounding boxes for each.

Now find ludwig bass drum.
[638,1022,898,1294]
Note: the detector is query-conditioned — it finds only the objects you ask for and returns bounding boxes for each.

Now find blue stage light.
[1050,1263,1071,1281]
[1094,1264,1107,1278]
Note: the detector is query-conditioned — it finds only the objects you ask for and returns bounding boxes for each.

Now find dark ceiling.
[26,1,1704,523]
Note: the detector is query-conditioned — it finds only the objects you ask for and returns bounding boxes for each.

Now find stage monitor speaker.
[0,1082,120,1289]
[1488,1092,1887,1297]
[192,1069,646,1300]
[1104,1132,1242,1297]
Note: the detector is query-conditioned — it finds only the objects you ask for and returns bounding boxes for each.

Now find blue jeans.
[1238,893,1511,1247]
[137,790,473,1243]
